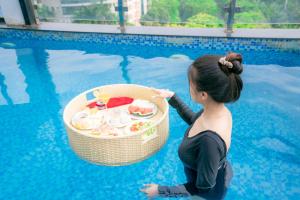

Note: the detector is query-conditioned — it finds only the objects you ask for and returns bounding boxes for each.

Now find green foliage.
[214,0,230,19]
[234,11,270,28]
[233,0,267,28]
[141,0,180,23]
[236,0,260,11]
[37,5,54,20]
[185,13,223,27]
[264,4,288,23]
[258,0,300,27]
[179,0,220,21]
[229,0,299,28]
[286,0,300,23]
[72,3,117,24]
[59,0,300,28]
[61,0,91,3]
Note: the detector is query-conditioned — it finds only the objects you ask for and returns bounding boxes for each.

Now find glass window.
[33,0,118,24]
[0,5,3,17]
[30,0,300,29]
[234,0,300,28]
[126,0,226,28]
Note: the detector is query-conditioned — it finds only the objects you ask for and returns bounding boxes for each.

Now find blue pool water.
[0,32,299,200]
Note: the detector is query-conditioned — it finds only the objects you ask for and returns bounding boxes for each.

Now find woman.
[140,52,243,199]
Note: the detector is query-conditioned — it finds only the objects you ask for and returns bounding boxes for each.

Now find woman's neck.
[202,100,226,118]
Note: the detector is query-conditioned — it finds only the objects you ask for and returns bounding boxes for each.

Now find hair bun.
[225,52,243,75]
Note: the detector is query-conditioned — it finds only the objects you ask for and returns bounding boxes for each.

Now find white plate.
[90,123,122,137]
[71,110,103,130]
[127,100,158,119]
[105,109,132,128]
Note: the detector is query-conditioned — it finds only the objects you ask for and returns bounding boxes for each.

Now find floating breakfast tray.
[63,84,169,166]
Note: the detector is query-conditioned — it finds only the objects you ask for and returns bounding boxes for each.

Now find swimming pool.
[0,29,299,200]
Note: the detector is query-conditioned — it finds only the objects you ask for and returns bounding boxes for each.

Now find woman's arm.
[151,88,197,125]
[140,183,191,198]
[168,94,197,125]
[157,184,191,197]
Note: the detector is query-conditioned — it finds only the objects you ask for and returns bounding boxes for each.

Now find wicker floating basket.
[63,84,169,166]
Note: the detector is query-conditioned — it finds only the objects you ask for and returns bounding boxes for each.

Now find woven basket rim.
[63,83,169,139]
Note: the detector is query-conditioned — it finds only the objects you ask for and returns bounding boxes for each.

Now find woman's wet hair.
[188,52,243,103]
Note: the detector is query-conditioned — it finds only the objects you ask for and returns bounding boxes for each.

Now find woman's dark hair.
[188,52,243,103]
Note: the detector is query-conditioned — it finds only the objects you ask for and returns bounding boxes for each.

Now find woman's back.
[188,107,232,152]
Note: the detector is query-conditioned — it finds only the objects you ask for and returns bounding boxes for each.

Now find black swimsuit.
[158,94,233,200]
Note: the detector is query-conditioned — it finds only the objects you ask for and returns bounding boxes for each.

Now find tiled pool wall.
[0,28,299,53]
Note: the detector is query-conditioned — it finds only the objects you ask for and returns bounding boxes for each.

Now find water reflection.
[119,55,131,84]
[0,48,29,105]
[0,73,12,105]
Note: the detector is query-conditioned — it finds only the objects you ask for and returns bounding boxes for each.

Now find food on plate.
[93,90,111,103]
[128,99,157,118]
[128,120,153,132]
[128,106,153,116]
[86,96,134,110]
[105,109,132,128]
[72,97,158,137]
[71,110,103,130]
[91,123,121,137]
[86,100,106,110]
[106,97,134,108]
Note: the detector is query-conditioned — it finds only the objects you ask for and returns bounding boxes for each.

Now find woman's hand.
[151,88,175,99]
[140,183,159,199]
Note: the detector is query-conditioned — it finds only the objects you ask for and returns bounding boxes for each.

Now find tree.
[72,2,117,24]
[141,0,180,24]
[37,5,54,20]
[185,13,222,28]
[256,0,300,28]
[285,0,300,27]
[231,0,269,28]
[234,11,270,28]
[214,0,230,20]
[179,0,220,22]
[140,0,300,28]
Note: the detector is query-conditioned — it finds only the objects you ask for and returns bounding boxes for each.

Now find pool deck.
[0,22,300,39]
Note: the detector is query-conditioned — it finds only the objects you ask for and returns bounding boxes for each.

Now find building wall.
[0,0,25,25]
[125,0,148,25]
